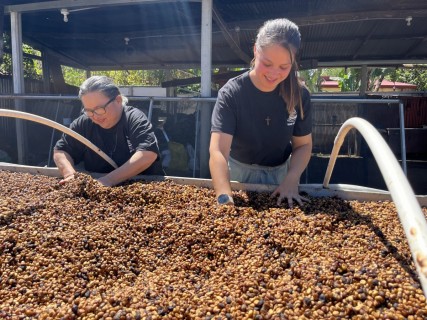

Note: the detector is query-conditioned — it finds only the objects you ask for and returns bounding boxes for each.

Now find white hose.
[0,109,118,169]
[323,117,427,298]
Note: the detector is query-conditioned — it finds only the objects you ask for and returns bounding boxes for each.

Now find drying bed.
[1,171,426,319]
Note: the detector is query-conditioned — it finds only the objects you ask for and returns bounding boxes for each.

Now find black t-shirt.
[211,71,312,167]
[55,105,163,175]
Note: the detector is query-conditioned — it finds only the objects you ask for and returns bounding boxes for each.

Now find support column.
[41,52,51,92]
[199,0,213,178]
[356,64,369,157]
[47,54,67,93]
[11,11,27,164]
[0,5,4,60]
[359,65,368,97]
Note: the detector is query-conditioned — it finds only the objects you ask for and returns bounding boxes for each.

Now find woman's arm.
[53,149,77,184]
[209,132,234,202]
[272,133,312,207]
[97,150,157,187]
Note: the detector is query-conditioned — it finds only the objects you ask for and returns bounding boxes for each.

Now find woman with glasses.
[209,18,312,208]
[54,75,163,186]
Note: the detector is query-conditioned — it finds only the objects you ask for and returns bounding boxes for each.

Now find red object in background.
[404,97,427,128]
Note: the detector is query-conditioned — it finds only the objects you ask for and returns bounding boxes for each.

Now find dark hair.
[253,18,304,118]
[79,76,128,105]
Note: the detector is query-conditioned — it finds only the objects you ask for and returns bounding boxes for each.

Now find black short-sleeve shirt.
[55,105,163,175]
[211,71,312,167]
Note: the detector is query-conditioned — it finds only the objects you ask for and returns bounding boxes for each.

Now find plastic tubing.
[323,117,427,298]
[0,109,118,169]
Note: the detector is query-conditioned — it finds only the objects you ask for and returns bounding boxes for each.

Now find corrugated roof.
[2,0,427,70]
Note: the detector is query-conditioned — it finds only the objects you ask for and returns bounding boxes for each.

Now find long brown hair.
[253,18,304,119]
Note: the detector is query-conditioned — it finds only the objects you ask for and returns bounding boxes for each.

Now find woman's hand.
[97,176,113,187]
[271,172,309,208]
[272,134,312,208]
[59,172,75,185]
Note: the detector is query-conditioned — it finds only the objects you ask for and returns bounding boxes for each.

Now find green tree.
[367,68,397,92]
[336,68,361,92]
[321,68,343,77]
[299,68,322,93]
[61,67,202,91]
[0,33,42,79]
[394,67,427,91]
[61,66,86,87]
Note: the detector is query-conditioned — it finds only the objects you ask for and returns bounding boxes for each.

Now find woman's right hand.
[59,173,75,185]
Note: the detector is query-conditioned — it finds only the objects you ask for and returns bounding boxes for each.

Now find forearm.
[100,150,157,186]
[209,151,232,197]
[286,142,312,181]
[53,150,76,178]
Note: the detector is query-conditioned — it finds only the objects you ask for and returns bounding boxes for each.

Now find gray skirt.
[229,156,290,185]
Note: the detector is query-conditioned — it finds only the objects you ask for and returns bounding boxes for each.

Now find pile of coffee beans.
[1,171,426,319]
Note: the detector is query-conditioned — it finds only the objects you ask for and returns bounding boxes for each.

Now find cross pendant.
[265,116,271,126]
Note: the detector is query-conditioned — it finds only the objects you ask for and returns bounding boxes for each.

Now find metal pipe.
[0,94,217,103]
[0,109,118,169]
[323,117,427,297]
[47,98,61,167]
[0,95,408,175]
[10,11,26,164]
[147,97,154,121]
[399,101,407,175]
[193,104,201,177]
[5,0,202,14]
[199,0,213,178]
[311,98,401,104]
[0,93,403,111]
[1,95,401,105]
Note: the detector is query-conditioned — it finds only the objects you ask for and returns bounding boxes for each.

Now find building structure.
[320,76,418,93]
[1,0,427,191]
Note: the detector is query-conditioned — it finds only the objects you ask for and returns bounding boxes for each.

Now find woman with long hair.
[209,18,312,207]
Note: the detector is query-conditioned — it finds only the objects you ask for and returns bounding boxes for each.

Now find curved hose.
[0,109,118,169]
[323,117,427,298]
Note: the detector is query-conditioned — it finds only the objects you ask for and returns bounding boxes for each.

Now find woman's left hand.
[271,172,309,208]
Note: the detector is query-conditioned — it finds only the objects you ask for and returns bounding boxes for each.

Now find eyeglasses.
[83,96,116,117]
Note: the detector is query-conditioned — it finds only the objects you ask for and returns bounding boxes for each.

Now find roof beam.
[352,22,378,60]
[21,30,427,44]
[161,69,247,87]
[25,36,89,69]
[318,59,427,67]
[5,0,201,13]
[233,9,427,30]
[212,5,251,64]
[3,48,42,61]
[22,25,203,42]
[403,37,427,58]
[308,35,427,43]
[297,10,427,26]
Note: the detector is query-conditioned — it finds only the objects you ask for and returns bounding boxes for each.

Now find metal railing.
[312,97,406,174]
[0,94,406,176]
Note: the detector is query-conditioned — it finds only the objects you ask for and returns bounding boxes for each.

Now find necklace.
[104,127,118,158]
[108,133,118,158]
[265,116,271,126]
